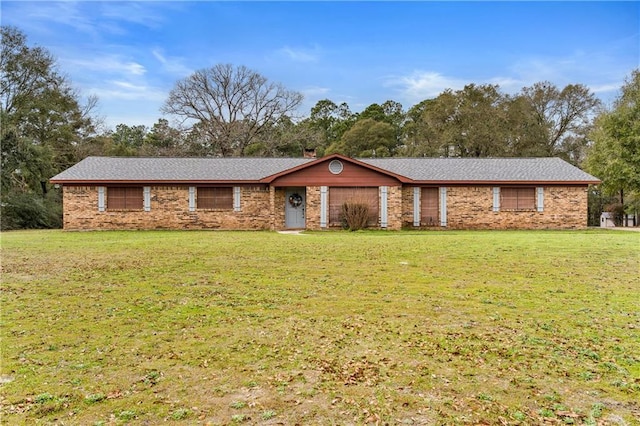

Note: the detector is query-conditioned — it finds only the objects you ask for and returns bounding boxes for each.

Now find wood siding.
[270,159,401,187]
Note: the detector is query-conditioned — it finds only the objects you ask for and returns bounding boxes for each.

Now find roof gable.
[262,154,410,185]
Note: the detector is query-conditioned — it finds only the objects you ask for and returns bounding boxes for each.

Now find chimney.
[303,148,317,158]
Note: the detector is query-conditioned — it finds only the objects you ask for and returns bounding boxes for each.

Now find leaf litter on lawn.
[1,230,638,424]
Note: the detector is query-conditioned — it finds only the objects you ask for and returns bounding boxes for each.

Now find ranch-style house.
[50,154,600,231]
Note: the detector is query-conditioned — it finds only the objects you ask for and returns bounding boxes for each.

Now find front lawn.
[1,230,638,424]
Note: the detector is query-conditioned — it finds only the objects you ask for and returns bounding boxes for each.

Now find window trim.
[233,187,241,212]
[536,187,544,212]
[320,186,328,228]
[143,187,151,212]
[439,187,447,227]
[413,187,420,226]
[380,186,388,228]
[98,186,105,212]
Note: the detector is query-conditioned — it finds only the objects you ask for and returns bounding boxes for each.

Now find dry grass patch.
[1,229,638,425]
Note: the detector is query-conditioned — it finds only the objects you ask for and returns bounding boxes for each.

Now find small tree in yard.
[341,201,369,231]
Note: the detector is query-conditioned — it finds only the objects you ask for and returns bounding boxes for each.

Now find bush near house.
[340,201,370,230]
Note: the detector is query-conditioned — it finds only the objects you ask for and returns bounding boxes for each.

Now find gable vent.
[328,159,344,175]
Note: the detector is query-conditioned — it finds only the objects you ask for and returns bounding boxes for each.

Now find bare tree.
[161,64,303,157]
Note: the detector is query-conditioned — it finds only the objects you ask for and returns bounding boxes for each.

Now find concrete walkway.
[277,230,306,235]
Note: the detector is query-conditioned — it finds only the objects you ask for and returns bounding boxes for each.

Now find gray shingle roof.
[50,157,314,182]
[361,157,599,183]
[50,156,600,184]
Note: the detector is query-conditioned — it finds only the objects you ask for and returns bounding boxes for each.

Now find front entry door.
[285,188,306,228]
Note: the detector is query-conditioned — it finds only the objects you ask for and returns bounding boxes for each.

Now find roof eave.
[409,180,601,185]
[51,179,601,186]
[49,179,267,185]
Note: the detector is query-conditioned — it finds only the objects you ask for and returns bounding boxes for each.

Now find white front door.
[285,188,305,228]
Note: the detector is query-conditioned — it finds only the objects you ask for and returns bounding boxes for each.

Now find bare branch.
[162,64,303,156]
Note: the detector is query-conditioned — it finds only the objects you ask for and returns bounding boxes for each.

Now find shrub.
[0,190,62,230]
[341,201,369,231]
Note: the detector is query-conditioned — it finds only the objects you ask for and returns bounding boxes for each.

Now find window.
[197,187,233,210]
[329,187,379,226]
[107,187,143,210]
[421,187,439,226]
[328,159,344,174]
[501,187,535,210]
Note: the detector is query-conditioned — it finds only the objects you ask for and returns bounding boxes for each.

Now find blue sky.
[2,1,638,130]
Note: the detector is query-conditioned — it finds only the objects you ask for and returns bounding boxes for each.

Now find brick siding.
[305,186,322,230]
[63,186,272,230]
[62,184,589,231]
[401,186,588,230]
[386,186,403,230]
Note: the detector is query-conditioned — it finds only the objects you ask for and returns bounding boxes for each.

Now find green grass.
[1,229,639,425]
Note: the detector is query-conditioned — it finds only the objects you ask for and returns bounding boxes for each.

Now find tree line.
[88,79,602,163]
[1,25,638,229]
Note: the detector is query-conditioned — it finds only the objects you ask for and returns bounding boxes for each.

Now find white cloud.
[510,58,567,86]
[99,2,169,29]
[125,62,146,76]
[300,86,330,97]
[386,49,629,106]
[89,80,166,102]
[588,81,624,98]
[5,1,179,41]
[589,82,623,95]
[152,49,192,77]
[386,71,468,102]
[63,56,146,77]
[507,52,629,104]
[5,2,100,37]
[486,77,525,93]
[276,46,320,63]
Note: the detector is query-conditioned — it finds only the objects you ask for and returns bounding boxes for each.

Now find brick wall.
[305,186,322,230]
[386,186,403,230]
[63,184,589,231]
[272,187,285,230]
[63,186,273,230]
[401,186,589,230]
[401,187,417,227]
